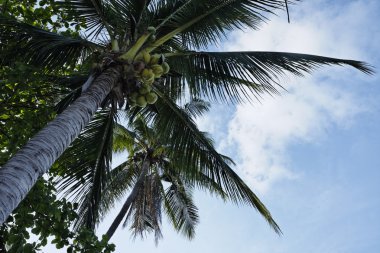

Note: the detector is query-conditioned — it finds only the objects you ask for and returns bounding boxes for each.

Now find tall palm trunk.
[0,66,122,224]
[106,158,150,240]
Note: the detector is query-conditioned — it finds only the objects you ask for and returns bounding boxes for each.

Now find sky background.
[49,0,380,252]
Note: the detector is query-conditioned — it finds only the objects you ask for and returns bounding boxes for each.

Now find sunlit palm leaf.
[112,122,136,153]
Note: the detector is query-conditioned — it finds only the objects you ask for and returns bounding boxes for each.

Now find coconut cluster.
[103,26,170,109]
[128,52,169,107]
[115,51,170,108]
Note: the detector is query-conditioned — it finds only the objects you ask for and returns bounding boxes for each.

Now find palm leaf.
[124,171,163,243]
[161,174,199,239]
[98,160,139,218]
[184,99,211,118]
[56,0,116,39]
[0,15,100,70]
[149,92,281,233]
[54,74,89,113]
[110,0,153,40]
[148,0,290,50]
[112,122,137,154]
[166,51,374,103]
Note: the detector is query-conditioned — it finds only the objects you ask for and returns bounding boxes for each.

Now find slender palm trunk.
[0,66,122,224]
[106,158,150,240]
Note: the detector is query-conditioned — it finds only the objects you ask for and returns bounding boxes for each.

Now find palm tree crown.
[0,0,373,235]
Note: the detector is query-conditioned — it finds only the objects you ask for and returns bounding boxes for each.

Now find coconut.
[129,92,139,102]
[129,100,136,107]
[142,51,151,64]
[141,82,152,89]
[148,34,156,42]
[139,86,151,95]
[162,62,170,74]
[136,96,147,107]
[142,68,155,80]
[151,64,164,77]
[146,92,158,104]
[147,26,156,33]
[150,54,161,64]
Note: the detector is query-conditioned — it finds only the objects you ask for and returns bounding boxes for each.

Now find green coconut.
[151,64,164,77]
[129,100,136,107]
[133,61,145,73]
[162,62,170,74]
[147,26,156,33]
[150,54,161,64]
[148,34,156,42]
[136,96,147,107]
[141,82,152,89]
[139,84,151,94]
[142,51,151,64]
[146,92,158,104]
[129,92,139,102]
[141,68,155,82]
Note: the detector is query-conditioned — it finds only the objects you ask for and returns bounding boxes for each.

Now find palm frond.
[0,15,100,70]
[184,99,211,118]
[149,93,281,233]
[113,122,136,153]
[98,161,139,218]
[149,0,291,50]
[124,172,163,243]
[53,109,115,230]
[111,0,153,40]
[56,0,115,39]
[162,175,199,239]
[54,74,90,113]
[160,159,228,200]
[167,51,374,103]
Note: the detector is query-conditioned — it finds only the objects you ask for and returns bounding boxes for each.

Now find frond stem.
[155,0,195,30]
[145,0,235,53]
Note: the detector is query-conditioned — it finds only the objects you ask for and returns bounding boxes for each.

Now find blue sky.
[47,0,380,252]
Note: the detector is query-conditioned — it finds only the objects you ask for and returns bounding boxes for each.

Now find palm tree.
[53,99,279,241]
[0,0,372,224]
[104,114,203,241]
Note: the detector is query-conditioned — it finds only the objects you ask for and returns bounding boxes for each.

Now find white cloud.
[225,78,364,193]
[217,0,374,194]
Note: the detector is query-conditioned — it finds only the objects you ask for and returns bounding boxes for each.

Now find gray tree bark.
[106,158,150,240]
[0,66,122,224]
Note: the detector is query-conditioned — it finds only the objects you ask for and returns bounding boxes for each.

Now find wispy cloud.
[212,0,376,194]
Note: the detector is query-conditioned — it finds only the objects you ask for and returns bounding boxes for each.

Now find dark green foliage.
[0,0,86,31]
[0,178,115,253]
[0,63,57,164]
[0,15,99,70]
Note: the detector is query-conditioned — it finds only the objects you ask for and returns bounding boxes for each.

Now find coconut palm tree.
[53,99,279,241]
[104,114,205,241]
[0,0,373,224]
